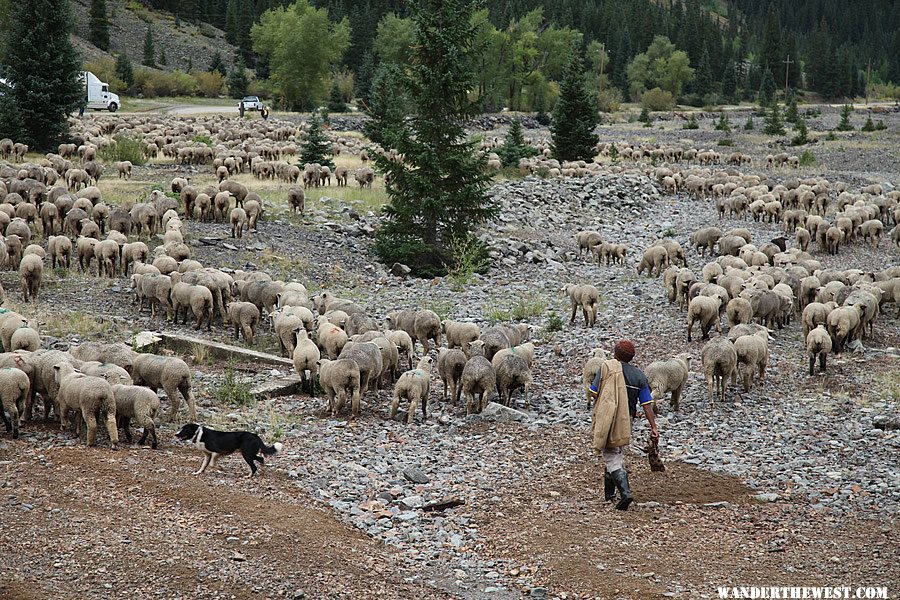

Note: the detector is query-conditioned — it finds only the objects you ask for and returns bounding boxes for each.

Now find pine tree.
[758,67,776,106]
[695,48,713,96]
[714,113,731,133]
[208,51,227,76]
[299,113,334,169]
[369,0,496,276]
[115,53,135,88]
[759,5,782,72]
[763,103,785,135]
[89,0,111,51]
[498,118,538,167]
[550,51,599,162]
[142,25,156,68]
[639,106,652,127]
[158,47,168,67]
[327,81,347,112]
[226,58,249,99]
[861,116,876,132]
[744,116,754,130]
[224,0,238,45]
[2,0,84,150]
[363,63,409,151]
[835,104,854,131]
[784,89,798,123]
[355,50,376,103]
[721,61,737,102]
[790,116,808,146]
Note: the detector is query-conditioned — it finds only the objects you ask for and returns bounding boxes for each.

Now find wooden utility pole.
[782,54,794,95]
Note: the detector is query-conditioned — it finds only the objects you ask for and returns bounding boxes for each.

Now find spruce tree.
[498,118,538,167]
[2,0,83,150]
[714,113,731,132]
[363,63,408,151]
[763,103,785,135]
[224,0,238,45]
[744,115,754,130]
[790,116,808,146]
[638,106,652,127]
[835,104,854,131]
[369,0,496,276]
[327,81,347,112]
[721,61,737,103]
[142,25,156,68]
[115,53,135,88]
[784,90,798,123]
[158,47,168,67]
[758,67,776,106]
[550,51,599,162]
[299,113,334,169]
[861,116,876,132]
[208,51,227,76]
[355,50,376,103]
[89,0,111,51]
[226,58,249,98]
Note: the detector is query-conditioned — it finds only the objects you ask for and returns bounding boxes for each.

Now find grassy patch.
[799,150,816,167]
[545,311,564,333]
[426,299,455,322]
[213,366,255,406]
[485,294,547,324]
[190,342,211,366]
[257,249,307,279]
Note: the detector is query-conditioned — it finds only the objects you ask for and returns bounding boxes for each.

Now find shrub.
[169,70,197,96]
[641,87,675,111]
[194,71,224,98]
[743,116,754,130]
[445,235,489,290]
[192,134,213,146]
[799,150,816,166]
[639,106,652,127]
[790,118,809,146]
[825,131,837,141]
[535,111,550,126]
[510,295,546,321]
[717,137,734,146]
[545,311,564,333]
[682,115,699,129]
[835,104,853,131]
[714,113,731,132]
[861,116,876,132]
[875,120,887,131]
[596,87,623,113]
[97,135,146,166]
[85,58,126,92]
[213,366,254,406]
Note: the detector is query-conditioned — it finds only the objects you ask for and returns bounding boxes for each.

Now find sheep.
[53,362,118,448]
[686,295,720,341]
[0,313,28,352]
[274,312,305,356]
[170,279,214,331]
[733,329,769,392]
[675,269,696,310]
[461,340,495,415]
[390,356,434,424]
[338,341,383,397]
[130,354,196,422]
[806,325,832,376]
[726,297,753,328]
[441,319,481,350]
[292,327,321,396]
[19,254,42,302]
[385,309,441,354]
[287,187,305,214]
[574,230,602,257]
[563,283,600,327]
[645,353,691,411]
[230,207,247,238]
[317,358,361,417]
[344,313,378,337]
[386,329,414,371]
[110,384,160,448]
[315,316,348,359]
[494,353,533,409]
[690,227,723,257]
[637,245,669,276]
[48,235,72,269]
[78,361,132,386]
[0,366,30,438]
[802,302,832,338]
[700,336,737,406]
[226,301,260,344]
[244,199,262,230]
[826,305,861,353]
[10,327,40,352]
[436,347,466,404]
[582,348,608,409]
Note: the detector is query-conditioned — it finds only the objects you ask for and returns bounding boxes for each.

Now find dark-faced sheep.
[390,356,434,424]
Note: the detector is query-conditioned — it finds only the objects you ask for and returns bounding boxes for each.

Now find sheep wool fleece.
[590,359,632,454]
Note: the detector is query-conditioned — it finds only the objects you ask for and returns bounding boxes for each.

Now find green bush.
[717,137,734,146]
[545,311,564,333]
[875,120,887,131]
[641,87,675,111]
[596,87,623,113]
[743,116,754,130]
[861,116,876,132]
[445,235,489,290]
[213,366,255,406]
[98,135,146,166]
[682,115,699,129]
[192,134,213,146]
[799,150,816,166]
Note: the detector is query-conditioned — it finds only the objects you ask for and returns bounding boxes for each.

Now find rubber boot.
[610,468,633,510]
[604,471,616,502]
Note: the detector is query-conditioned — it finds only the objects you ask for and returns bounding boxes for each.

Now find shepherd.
[589,340,659,510]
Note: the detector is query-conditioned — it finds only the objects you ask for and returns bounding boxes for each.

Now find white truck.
[80,71,120,113]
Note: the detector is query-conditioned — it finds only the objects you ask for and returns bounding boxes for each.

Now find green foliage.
[445,235,490,291]
[545,311,564,333]
[158,47,168,67]
[825,131,837,141]
[192,134,213,146]
[682,114,699,129]
[142,25,155,68]
[195,71,224,98]
[550,51,599,162]
[327,80,347,112]
[784,90,798,123]
[208,51,227,76]
[510,296,547,321]
[371,0,496,277]
[214,366,255,406]
[835,104,854,131]
[227,58,249,99]
[875,120,887,131]
[861,116,876,132]
[798,150,816,166]
[2,0,83,151]
[626,35,693,101]
[641,87,675,111]
[299,113,334,169]
[498,118,538,167]
[714,113,731,132]
[607,145,619,161]
[662,228,675,237]
[758,67,775,106]
[639,106,652,127]
[363,63,409,150]
[763,103,785,135]
[115,53,135,88]
[89,0,110,51]
[790,117,809,146]
[744,116,755,130]
[373,13,415,65]
[98,135,146,166]
[251,0,350,110]
[354,50,375,102]
[717,137,734,146]
[595,87,622,113]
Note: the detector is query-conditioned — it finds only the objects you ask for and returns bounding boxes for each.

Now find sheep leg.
[671,386,682,412]
[165,385,181,422]
[420,392,427,422]
[809,353,816,376]
[82,408,98,446]
[389,393,401,420]
[441,379,448,402]
[0,404,11,433]
[350,388,360,418]
[407,398,418,425]
[569,301,578,324]
[706,377,713,407]
[581,304,590,328]
[105,411,118,449]
[819,352,827,374]
[452,380,461,405]
[121,416,133,442]
[179,383,197,423]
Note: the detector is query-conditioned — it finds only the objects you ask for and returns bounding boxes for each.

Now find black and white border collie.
[174,423,283,477]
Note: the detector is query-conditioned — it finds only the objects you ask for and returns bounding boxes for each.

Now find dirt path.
[0,434,451,600]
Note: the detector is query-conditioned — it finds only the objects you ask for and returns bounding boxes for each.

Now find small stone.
[753,493,780,503]
[402,467,430,484]
[390,263,412,277]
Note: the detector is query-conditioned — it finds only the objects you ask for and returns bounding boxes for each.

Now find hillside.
[71,0,238,73]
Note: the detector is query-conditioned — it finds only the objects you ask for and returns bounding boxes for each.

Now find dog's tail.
[262,442,283,456]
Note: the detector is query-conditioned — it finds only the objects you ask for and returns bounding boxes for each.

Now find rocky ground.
[1,111,899,599]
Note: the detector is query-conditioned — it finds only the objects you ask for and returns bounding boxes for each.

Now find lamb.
[19,254,42,302]
[582,348,608,409]
[390,356,434,424]
[806,325,832,376]
[10,326,40,352]
[494,353,533,409]
[110,384,160,448]
[636,245,669,276]
[564,283,600,327]
[315,316,348,359]
[662,266,680,303]
[316,358,361,417]
[53,362,118,448]
[700,336,737,406]
[292,327,321,395]
[0,366,30,438]
[436,347,467,404]
[226,301,260,344]
[387,329,415,370]
[686,295,721,341]
[230,207,247,238]
[130,354,196,422]
[461,340,495,415]
[645,353,691,411]
[338,341,383,397]
[441,319,481,350]
[732,329,769,392]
